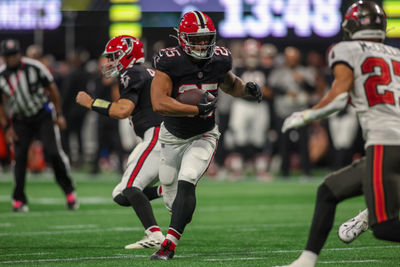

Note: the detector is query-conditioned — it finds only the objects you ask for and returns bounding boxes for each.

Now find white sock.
[295,250,318,267]
[165,234,179,246]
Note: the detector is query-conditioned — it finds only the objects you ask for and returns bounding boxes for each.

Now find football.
[176,89,215,106]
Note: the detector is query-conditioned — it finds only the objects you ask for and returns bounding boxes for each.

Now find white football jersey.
[328,41,400,148]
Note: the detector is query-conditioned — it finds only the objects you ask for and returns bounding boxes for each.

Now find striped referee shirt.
[0,57,53,117]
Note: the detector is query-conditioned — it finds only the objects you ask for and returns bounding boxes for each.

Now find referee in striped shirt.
[0,39,78,212]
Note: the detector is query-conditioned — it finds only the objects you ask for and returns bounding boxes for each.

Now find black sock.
[123,187,158,229]
[372,219,400,242]
[170,180,196,234]
[143,186,161,201]
[113,193,130,206]
[305,183,339,254]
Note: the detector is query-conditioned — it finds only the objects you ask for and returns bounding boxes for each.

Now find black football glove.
[197,92,218,116]
[245,82,262,103]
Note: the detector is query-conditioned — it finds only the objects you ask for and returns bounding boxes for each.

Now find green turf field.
[0,171,399,266]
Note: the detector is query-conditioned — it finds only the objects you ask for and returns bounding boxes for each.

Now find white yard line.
[206,257,381,264]
[0,255,147,264]
[319,259,379,264]
[0,227,143,237]
[0,195,112,204]
[0,245,398,264]
[0,252,53,257]
[0,223,313,237]
[205,257,268,261]
[49,224,98,229]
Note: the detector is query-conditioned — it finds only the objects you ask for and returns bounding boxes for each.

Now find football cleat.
[12,200,29,212]
[125,229,164,249]
[338,209,369,244]
[150,240,175,260]
[66,192,79,210]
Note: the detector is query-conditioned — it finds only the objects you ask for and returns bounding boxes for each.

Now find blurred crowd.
[0,39,365,180]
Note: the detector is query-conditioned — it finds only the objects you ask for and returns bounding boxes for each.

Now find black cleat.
[12,200,29,212]
[66,192,79,210]
[150,240,175,260]
[67,201,79,210]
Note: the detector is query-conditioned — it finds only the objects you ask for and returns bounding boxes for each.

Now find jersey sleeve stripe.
[372,145,388,223]
[330,60,354,71]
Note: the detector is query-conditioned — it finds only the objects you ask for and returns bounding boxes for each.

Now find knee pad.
[180,168,198,184]
[113,193,130,207]
[317,183,338,204]
[159,163,177,186]
[122,186,141,198]
[162,184,177,211]
[112,183,124,199]
[179,147,209,184]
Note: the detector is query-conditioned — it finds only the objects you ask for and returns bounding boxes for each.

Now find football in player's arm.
[149,11,262,261]
[151,70,262,116]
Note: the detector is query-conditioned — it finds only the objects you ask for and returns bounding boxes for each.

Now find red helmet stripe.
[193,11,206,28]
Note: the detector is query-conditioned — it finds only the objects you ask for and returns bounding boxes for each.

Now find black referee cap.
[0,39,20,56]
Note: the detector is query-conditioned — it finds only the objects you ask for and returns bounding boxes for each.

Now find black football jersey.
[118,65,162,138]
[153,46,232,139]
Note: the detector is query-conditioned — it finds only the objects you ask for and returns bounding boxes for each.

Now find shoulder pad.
[328,41,357,70]
[153,47,184,71]
[212,46,232,73]
[119,65,152,90]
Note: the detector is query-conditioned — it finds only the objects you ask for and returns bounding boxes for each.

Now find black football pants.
[12,109,74,203]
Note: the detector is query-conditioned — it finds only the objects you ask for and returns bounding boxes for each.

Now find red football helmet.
[177,11,216,59]
[102,35,144,78]
[342,1,386,41]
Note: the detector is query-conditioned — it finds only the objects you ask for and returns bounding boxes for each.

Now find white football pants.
[112,126,161,199]
[158,123,220,210]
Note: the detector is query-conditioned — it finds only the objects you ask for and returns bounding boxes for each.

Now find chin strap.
[169,28,180,43]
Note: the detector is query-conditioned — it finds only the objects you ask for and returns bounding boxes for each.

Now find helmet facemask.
[101,52,124,78]
[180,31,216,60]
[176,11,217,60]
[101,35,143,78]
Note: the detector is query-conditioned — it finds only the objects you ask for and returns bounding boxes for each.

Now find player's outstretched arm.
[220,71,262,102]
[150,70,199,116]
[75,91,135,119]
[282,64,354,133]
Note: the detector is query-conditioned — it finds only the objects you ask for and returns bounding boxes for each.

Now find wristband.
[91,98,111,116]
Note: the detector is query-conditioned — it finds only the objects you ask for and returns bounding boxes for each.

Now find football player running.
[76,35,165,249]
[279,1,400,266]
[150,11,262,260]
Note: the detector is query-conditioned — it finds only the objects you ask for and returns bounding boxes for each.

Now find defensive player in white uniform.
[279,1,400,266]
[150,11,262,260]
[76,35,165,249]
